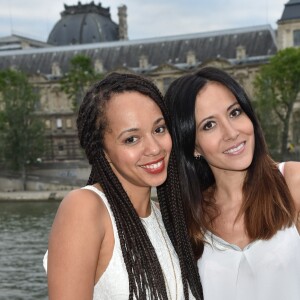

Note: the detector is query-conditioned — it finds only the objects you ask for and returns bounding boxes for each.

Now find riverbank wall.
[0,190,69,201]
[0,161,90,200]
[0,161,158,201]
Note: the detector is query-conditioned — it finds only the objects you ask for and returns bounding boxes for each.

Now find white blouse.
[44,185,193,299]
[198,225,300,300]
[197,162,300,300]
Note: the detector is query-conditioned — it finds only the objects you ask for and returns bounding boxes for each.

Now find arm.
[283,162,300,232]
[283,161,300,212]
[47,188,105,300]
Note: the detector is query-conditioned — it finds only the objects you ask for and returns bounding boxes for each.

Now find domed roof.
[47,1,119,46]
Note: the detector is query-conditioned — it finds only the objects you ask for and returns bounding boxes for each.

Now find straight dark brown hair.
[165,67,296,259]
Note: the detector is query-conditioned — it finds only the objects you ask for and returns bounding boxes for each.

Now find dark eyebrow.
[117,116,165,140]
[154,117,165,125]
[117,127,139,140]
[197,101,239,129]
[227,101,239,112]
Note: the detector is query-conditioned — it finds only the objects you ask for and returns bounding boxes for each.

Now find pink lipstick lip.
[223,141,246,154]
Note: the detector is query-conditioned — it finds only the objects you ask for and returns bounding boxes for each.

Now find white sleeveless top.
[44,185,192,299]
[197,162,300,300]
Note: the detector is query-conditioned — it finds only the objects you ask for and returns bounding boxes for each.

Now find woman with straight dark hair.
[165,66,300,300]
[44,72,203,299]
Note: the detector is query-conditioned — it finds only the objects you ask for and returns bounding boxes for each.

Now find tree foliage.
[0,69,45,189]
[254,47,300,160]
[60,54,103,111]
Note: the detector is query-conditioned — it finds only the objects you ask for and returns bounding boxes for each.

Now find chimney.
[187,50,196,65]
[139,55,148,69]
[236,45,246,60]
[51,62,61,77]
[118,5,128,40]
[94,59,104,73]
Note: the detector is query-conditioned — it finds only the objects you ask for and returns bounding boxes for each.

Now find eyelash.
[203,121,215,131]
[230,107,242,118]
[202,107,243,131]
[124,136,138,144]
[155,125,167,134]
[123,125,167,144]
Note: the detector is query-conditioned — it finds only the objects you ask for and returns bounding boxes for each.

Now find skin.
[282,162,300,231]
[194,82,300,249]
[47,91,172,299]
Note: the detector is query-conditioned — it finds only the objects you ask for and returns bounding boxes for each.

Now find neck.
[213,169,246,206]
[126,187,152,218]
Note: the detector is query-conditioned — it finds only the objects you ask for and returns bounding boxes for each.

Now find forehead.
[195,82,237,114]
[107,91,160,113]
[105,91,162,129]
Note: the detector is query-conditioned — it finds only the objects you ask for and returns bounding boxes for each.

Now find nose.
[144,135,161,156]
[222,121,239,141]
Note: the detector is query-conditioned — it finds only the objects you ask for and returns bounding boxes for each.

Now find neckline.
[140,201,157,223]
[205,230,258,251]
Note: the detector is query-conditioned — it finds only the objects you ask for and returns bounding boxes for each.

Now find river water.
[0,201,59,300]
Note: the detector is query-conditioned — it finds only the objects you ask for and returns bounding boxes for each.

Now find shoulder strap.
[81,185,119,235]
[278,162,285,175]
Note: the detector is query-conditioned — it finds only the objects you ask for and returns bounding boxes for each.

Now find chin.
[148,173,168,187]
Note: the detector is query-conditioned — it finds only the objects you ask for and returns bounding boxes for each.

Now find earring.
[194,154,201,160]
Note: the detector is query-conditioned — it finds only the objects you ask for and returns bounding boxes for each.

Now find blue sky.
[0,0,288,42]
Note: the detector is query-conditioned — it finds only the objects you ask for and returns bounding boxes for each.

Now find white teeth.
[142,161,163,169]
[224,143,244,154]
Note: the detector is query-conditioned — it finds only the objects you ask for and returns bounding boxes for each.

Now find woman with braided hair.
[43,72,203,299]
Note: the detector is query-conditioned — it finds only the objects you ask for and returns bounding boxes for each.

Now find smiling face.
[194,82,255,176]
[103,91,172,194]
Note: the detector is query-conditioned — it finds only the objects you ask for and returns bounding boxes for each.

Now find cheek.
[242,117,254,134]
[195,134,213,155]
[244,121,255,140]
[165,134,172,153]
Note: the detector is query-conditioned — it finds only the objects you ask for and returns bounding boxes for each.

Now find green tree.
[0,69,45,190]
[254,47,300,160]
[60,54,103,111]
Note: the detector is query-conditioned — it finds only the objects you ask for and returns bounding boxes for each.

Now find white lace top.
[44,185,193,299]
[197,162,300,300]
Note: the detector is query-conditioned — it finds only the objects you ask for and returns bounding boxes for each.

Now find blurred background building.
[0,0,299,162]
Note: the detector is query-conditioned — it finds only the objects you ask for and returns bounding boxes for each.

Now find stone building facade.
[0,0,299,162]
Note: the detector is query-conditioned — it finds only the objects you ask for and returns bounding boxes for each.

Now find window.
[163,77,174,93]
[45,120,51,129]
[56,118,62,129]
[66,119,72,128]
[293,30,300,46]
[58,144,64,151]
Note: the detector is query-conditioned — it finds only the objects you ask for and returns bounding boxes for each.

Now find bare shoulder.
[57,187,106,220]
[283,161,300,211]
[47,187,110,298]
[50,187,109,246]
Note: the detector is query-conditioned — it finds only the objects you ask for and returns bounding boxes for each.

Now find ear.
[194,149,201,157]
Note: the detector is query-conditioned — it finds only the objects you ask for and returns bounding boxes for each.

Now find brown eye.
[124,136,138,144]
[155,125,167,134]
[230,108,242,118]
[203,121,216,131]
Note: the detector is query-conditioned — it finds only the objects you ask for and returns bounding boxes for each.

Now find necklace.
[152,203,178,300]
